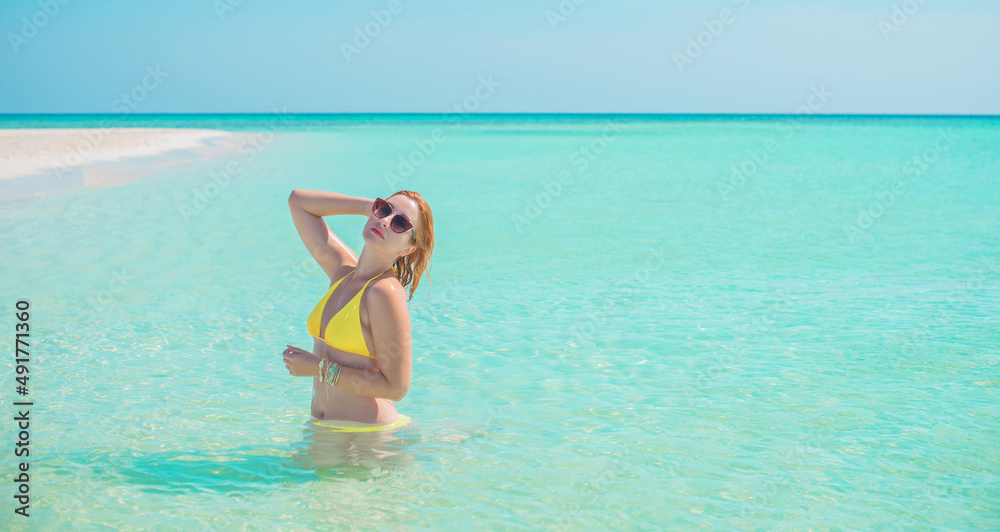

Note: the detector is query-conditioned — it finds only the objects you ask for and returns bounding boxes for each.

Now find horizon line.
[1,112,998,118]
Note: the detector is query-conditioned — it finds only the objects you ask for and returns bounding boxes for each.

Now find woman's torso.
[310,264,399,424]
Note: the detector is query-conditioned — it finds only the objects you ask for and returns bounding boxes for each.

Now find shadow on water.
[48,418,426,494]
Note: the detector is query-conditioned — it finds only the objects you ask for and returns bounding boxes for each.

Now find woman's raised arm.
[287,189,370,280]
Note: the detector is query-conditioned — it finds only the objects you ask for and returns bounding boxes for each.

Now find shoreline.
[0,128,257,201]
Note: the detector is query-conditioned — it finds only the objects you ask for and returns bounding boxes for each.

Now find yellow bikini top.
[306,268,388,359]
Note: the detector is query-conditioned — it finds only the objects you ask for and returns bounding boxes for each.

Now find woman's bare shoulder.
[362,274,406,307]
[361,273,407,325]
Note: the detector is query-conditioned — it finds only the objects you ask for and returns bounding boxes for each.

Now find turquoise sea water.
[1,115,998,529]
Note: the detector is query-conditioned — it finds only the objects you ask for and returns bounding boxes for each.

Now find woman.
[283,189,433,432]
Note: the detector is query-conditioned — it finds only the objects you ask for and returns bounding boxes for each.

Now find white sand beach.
[0,128,255,200]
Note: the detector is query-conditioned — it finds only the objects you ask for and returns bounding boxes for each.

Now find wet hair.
[389,190,434,302]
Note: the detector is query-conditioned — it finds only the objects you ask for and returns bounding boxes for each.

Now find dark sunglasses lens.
[374,198,391,218]
[391,216,413,233]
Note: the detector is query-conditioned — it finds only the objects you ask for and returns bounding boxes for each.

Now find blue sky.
[1,0,997,114]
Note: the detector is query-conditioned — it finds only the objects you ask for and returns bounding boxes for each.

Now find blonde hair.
[389,190,434,302]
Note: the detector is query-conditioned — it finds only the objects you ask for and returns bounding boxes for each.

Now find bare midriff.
[308,292,400,425]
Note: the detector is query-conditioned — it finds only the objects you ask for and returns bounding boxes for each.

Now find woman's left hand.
[282,345,321,378]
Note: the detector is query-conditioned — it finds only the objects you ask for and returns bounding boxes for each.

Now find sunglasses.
[372,197,414,234]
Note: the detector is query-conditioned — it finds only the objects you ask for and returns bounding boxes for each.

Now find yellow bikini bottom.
[313,413,412,433]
